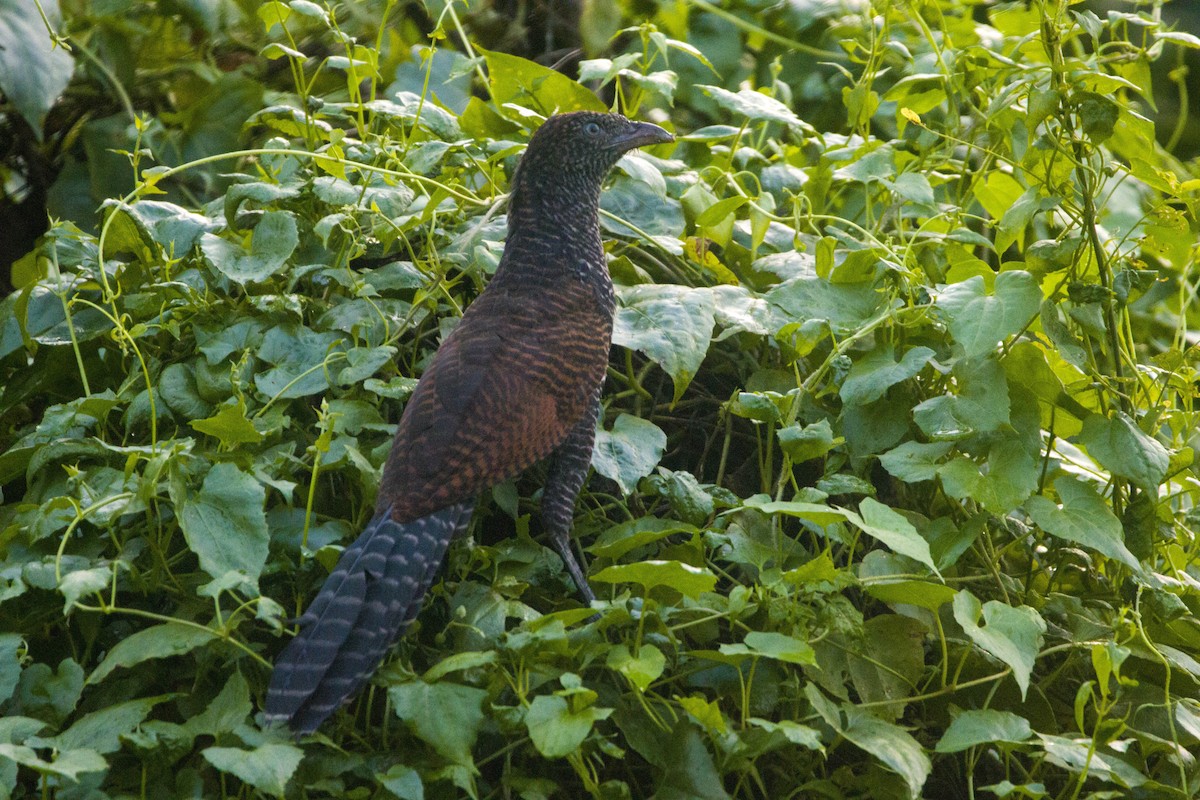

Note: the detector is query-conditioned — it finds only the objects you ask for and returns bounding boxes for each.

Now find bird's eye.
[584,122,602,136]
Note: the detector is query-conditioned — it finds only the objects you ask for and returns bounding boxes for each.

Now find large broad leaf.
[607,644,666,692]
[0,634,21,705]
[807,685,930,800]
[935,709,1033,753]
[1078,412,1169,493]
[590,560,717,599]
[1037,734,1149,788]
[952,591,1045,699]
[203,743,303,798]
[719,631,816,666]
[0,0,74,136]
[525,694,613,758]
[766,273,886,336]
[841,346,935,406]
[41,697,166,754]
[87,623,215,686]
[613,285,714,403]
[936,271,1042,357]
[1024,476,1141,571]
[254,325,346,400]
[480,47,606,114]
[938,438,1038,515]
[842,498,940,576]
[177,463,270,588]
[591,414,667,495]
[698,85,813,133]
[389,681,488,767]
[199,211,298,284]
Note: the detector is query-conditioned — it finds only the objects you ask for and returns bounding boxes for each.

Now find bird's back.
[378,267,614,522]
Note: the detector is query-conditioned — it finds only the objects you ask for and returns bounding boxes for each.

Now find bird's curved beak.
[612,121,675,152]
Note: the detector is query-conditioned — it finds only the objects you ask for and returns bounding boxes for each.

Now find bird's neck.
[495,178,611,304]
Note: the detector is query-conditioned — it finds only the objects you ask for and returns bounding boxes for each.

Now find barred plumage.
[266,112,674,733]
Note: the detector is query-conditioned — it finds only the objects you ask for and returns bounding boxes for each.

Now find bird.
[265,111,675,733]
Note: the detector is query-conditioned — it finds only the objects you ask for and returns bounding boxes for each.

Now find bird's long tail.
[265,501,474,733]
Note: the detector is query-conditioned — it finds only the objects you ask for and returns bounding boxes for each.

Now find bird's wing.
[379,279,612,521]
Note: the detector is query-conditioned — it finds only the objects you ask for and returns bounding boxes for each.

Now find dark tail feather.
[265,501,473,733]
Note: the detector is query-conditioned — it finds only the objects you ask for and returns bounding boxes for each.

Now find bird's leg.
[542,389,602,606]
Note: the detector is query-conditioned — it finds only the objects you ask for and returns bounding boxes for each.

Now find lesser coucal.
[266,111,674,733]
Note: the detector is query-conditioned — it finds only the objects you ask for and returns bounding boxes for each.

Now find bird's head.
[515,111,675,192]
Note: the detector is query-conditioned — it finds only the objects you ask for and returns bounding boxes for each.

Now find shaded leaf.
[592,414,667,494]
[953,591,1045,698]
[202,743,303,798]
[936,710,1033,753]
[613,285,714,403]
[177,462,269,587]
[87,623,215,686]
[389,681,487,766]
[1025,477,1141,571]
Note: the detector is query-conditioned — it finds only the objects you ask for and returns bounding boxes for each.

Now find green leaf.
[202,743,303,798]
[183,672,252,737]
[590,560,717,599]
[842,498,940,576]
[938,438,1038,514]
[695,195,748,227]
[913,356,1011,438]
[44,696,166,754]
[377,763,424,800]
[720,631,816,665]
[87,623,215,686]
[0,635,20,705]
[807,686,930,799]
[421,650,497,683]
[952,591,1046,698]
[677,695,728,734]
[191,399,264,446]
[591,414,667,495]
[0,0,74,136]
[748,717,824,750]
[766,272,885,337]
[935,710,1033,752]
[0,744,108,781]
[525,694,612,758]
[613,285,714,403]
[177,462,269,587]
[1024,477,1141,571]
[741,495,848,526]
[655,723,731,800]
[849,615,928,717]
[936,271,1042,357]
[879,441,953,482]
[841,346,934,405]
[699,85,811,131]
[255,325,345,400]
[1037,734,1148,788]
[1074,91,1120,143]
[891,172,934,207]
[200,211,299,284]
[860,550,957,609]
[1078,412,1169,492]
[480,47,606,114]
[777,419,839,463]
[588,517,698,560]
[607,644,666,692]
[58,565,109,613]
[389,681,487,766]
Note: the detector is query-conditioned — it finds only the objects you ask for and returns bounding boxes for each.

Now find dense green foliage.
[2,0,1200,798]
